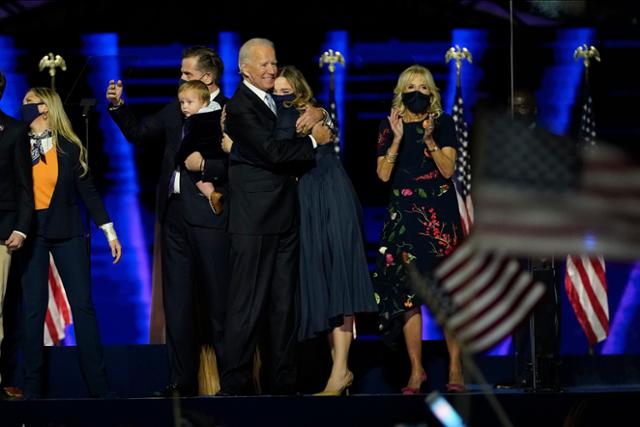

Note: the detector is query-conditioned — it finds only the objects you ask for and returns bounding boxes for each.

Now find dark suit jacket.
[108,92,228,228]
[225,83,315,235]
[0,110,33,240]
[37,137,110,239]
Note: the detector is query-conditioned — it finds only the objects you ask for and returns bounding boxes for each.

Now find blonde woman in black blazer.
[20,87,121,399]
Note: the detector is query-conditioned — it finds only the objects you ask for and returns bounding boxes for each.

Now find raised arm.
[106,79,170,145]
[376,109,403,183]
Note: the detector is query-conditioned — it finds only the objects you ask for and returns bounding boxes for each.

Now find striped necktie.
[264,93,277,115]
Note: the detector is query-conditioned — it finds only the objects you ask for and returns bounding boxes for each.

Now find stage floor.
[1,389,638,427]
[1,342,638,426]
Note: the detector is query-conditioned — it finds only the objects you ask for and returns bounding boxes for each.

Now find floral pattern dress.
[373,113,462,344]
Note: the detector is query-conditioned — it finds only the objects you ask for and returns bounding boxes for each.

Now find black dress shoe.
[0,386,24,400]
[153,384,180,397]
[153,384,196,397]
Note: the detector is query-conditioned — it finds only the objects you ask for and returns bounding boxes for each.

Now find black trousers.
[22,235,108,398]
[0,249,24,388]
[220,229,299,395]
[161,196,229,395]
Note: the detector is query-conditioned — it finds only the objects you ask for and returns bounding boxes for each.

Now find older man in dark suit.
[0,70,34,399]
[219,38,332,395]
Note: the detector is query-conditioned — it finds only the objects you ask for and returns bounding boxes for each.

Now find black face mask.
[20,103,44,124]
[272,94,295,108]
[402,91,431,115]
[180,72,209,88]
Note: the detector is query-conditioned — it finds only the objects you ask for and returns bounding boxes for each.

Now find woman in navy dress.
[373,65,464,393]
[272,66,376,396]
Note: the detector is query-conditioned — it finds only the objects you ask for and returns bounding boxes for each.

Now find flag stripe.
[456,190,471,235]
[49,261,72,324]
[434,240,546,353]
[565,259,598,344]
[44,253,72,346]
[454,266,536,338]
[452,84,473,237]
[565,255,609,346]
[465,283,545,353]
[44,309,60,346]
[562,78,610,348]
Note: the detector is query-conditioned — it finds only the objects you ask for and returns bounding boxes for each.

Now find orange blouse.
[32,145,59,210]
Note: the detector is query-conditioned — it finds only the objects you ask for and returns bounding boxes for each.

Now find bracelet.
[385,151,398,164]
[200,158,205,172]
[427,146,440,153]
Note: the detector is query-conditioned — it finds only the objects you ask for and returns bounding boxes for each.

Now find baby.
[177,80,223,214]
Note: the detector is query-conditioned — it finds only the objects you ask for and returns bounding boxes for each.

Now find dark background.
[3,1,638,207]
[1,0,638,352]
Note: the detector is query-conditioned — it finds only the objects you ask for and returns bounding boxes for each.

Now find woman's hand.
[422,117,437,149]
[109,239,122,264]
[311,123,332,145]
[388,108,404,140]
[221,133,234,153]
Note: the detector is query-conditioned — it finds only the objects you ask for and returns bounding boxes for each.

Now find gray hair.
[238,38,274,69]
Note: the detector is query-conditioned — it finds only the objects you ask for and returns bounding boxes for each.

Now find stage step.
[10,340,640,399]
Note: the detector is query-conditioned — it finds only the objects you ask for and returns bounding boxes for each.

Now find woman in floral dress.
[373,65,464,393]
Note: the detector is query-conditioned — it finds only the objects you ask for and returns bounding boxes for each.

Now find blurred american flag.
[404,244,545,353]
[469,111,640,260]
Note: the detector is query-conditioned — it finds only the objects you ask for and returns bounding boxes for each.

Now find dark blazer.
[108,92,228,228]
[36,137,111,240]
[225,83,315,235]
[0,110,33,240]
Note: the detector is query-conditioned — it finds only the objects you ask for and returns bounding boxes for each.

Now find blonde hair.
[392,65,442,117]
[178,80,210,104]
[277,65,316,111]
[28,87,88,176]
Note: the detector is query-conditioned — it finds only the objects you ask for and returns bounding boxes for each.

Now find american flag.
[565,79,609,348]
[578,91,596,147]
[327,77,340,155]
[565,254,608,347]
[404,242,545,353]
[44,253,72,346]
[452,84,473,235]
[468,111,640,260]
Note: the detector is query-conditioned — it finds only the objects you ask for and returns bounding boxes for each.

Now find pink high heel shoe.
[401,372,427,395]
[446,383,466,393]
